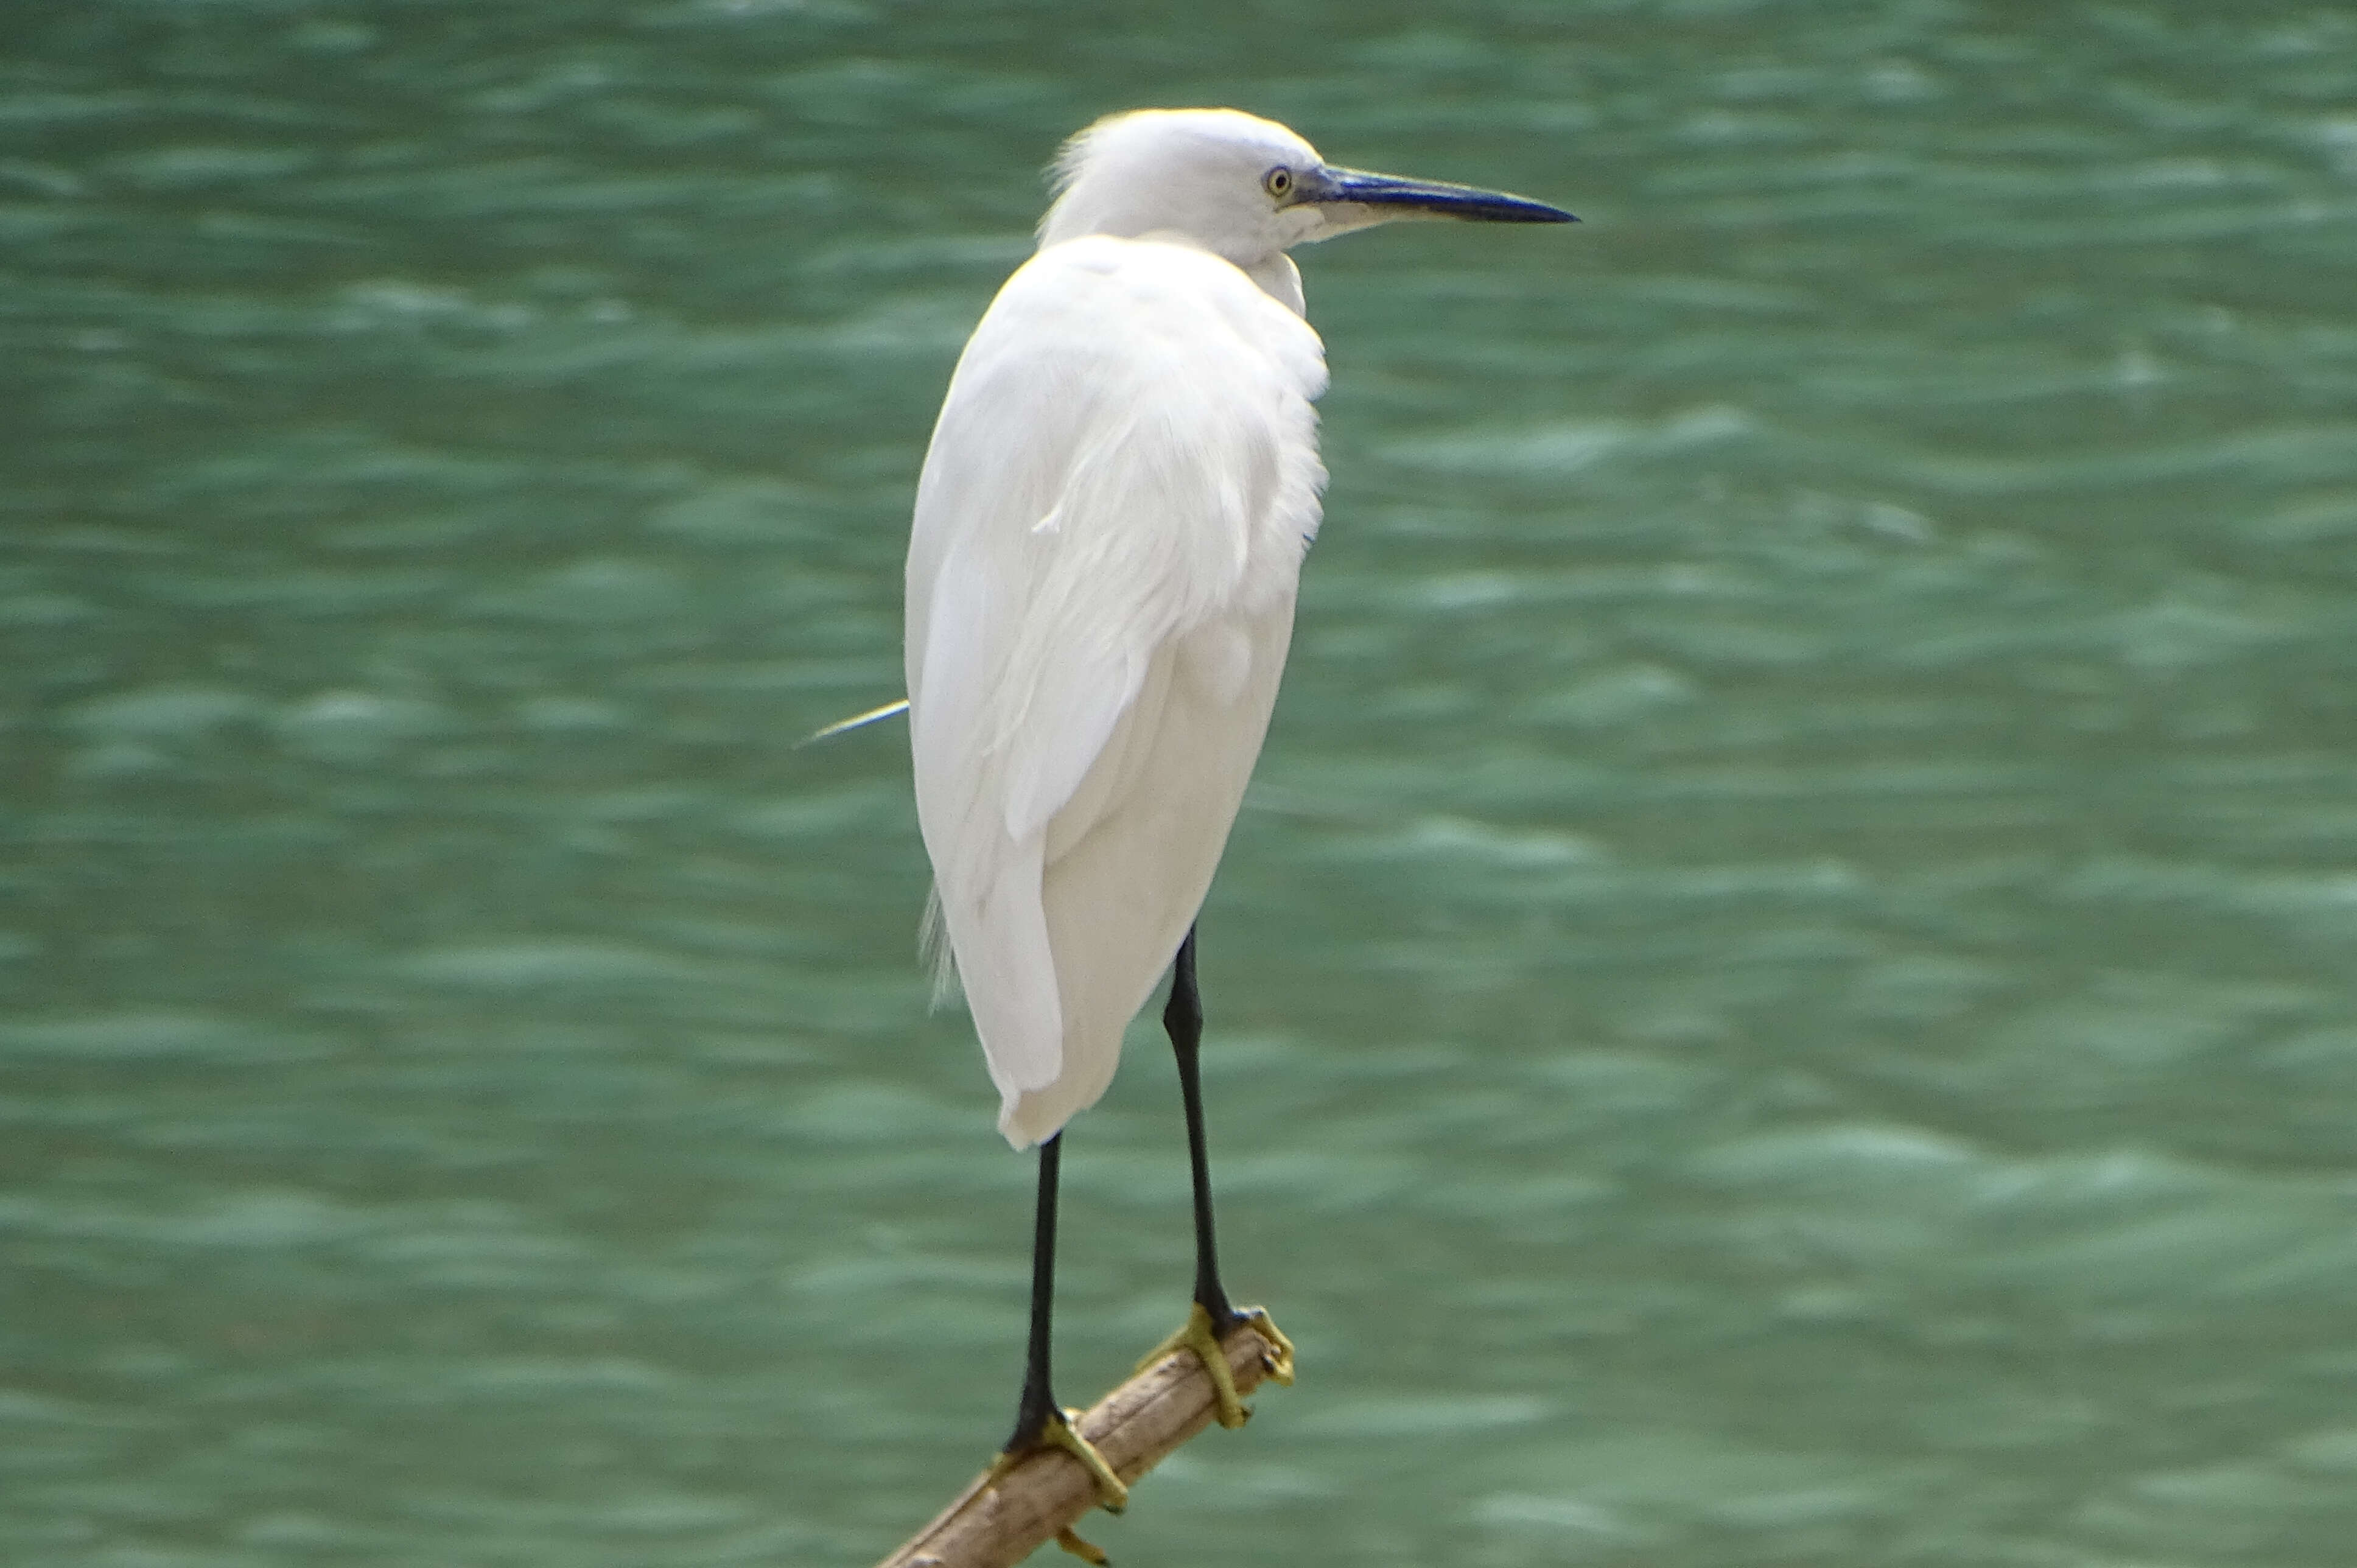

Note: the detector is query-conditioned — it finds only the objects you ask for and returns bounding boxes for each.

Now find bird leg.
[995,1134,1129,1519]
[1133,927,1296,1429]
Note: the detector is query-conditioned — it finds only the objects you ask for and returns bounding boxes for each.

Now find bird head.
[1037,108,1574,270]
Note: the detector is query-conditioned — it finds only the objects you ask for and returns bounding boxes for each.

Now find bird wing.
[906,235,1328,1144]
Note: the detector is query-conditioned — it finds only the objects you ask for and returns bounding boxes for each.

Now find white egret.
[903,107,1572,1514]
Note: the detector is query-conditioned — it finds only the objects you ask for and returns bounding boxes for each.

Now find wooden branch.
[875,1324,1288,1568]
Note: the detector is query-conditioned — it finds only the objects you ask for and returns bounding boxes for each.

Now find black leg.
[1164,925,1239,1331]
[1004,1132,1065,1452]
[993,1132,1129,1514]
[1137,923,1295,1430]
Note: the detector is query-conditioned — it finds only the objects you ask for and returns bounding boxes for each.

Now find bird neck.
[1242,254,1306,317]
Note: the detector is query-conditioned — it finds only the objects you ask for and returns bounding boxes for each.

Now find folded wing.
[906,235,1328,1147]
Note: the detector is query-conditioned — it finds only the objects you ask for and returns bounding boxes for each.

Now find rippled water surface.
[7,2,2357,1564]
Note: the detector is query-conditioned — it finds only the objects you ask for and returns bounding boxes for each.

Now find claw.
[1054,1525,1110,1564]
[1235,1304,1296,1387]
[988,1405,1129,1514]
[1135,1301,1295,1429]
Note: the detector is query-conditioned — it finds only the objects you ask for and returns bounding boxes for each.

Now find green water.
[7,2,2357,1564]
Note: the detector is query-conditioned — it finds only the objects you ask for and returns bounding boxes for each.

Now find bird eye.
[1263,166,1293,198]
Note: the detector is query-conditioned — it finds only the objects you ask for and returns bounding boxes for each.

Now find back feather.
[905,234,1326,1146]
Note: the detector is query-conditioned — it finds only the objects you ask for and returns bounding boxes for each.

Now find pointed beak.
[1300,164,1576,223]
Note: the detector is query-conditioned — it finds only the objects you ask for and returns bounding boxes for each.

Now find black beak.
[1303,165,1576,223]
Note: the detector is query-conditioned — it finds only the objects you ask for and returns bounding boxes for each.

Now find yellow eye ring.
[1263,166,1293,198]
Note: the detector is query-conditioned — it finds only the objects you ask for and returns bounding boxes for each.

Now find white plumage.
[908,244,1326,1147]
[905,108,1570,1148]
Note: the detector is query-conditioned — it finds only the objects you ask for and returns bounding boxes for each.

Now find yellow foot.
[986,1405,1129,1514]
[1135,1302,1297,1429]
[1239,1304,1297,1388]
[1054,1525,1110,1565]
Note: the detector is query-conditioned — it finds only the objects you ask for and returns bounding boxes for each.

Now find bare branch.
[875,1324,1288,1568]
